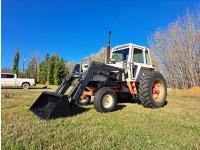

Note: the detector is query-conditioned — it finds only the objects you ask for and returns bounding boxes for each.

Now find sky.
[2,0,199,69]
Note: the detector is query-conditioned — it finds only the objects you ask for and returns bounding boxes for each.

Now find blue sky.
[2,0,199,69]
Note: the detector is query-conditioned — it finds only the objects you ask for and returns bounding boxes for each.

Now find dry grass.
[1,87,200,150]
[169,86,200,97]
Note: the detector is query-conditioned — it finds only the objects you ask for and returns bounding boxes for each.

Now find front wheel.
[138,71,167,108]
[94,87,118,113]
[22,83,30,89]
[78,96,91,105]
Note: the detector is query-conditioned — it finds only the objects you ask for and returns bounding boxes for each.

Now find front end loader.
[30,31,167,120]
[30,62,123,119]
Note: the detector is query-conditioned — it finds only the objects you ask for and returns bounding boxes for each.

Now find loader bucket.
[29,91,71,120]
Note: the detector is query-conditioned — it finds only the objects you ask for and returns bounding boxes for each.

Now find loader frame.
[57,62,123,103]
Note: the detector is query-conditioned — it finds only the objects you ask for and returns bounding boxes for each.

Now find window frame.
[112,47,130,62]
[145,50,151,65]
[132,48,145,64]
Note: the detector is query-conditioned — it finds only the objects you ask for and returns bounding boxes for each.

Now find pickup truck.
[1,73,36,89]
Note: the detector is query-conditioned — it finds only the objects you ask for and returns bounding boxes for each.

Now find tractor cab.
[110,43,154,81]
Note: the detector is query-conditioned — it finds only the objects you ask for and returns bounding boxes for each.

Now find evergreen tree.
[58,59,67,83]
[53,54,60,85]
[40,61,48,84]
[13,49,20,74]
[38,53,69,85]
[47,55,56,84]
[46,54,51,84]
[39,54,49,84]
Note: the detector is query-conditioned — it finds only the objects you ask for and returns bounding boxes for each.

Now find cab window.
[133,48,144,63]
[112,48,129,62]
[1,74,14,78]
[7,74,15,78]
[1,74,7,78]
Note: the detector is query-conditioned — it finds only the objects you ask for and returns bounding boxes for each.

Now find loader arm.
[55,62,122,103]
[70,62,122,103]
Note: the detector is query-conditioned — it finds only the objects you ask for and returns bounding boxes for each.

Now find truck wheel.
[22,83,30,89]
[94,87,118,113]
[78,96,91,105]
[138,71,167,108]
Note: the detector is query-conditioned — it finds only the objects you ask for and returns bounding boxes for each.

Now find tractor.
[30,31,167,120]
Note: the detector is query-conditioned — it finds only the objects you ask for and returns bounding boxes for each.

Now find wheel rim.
[102,94,113,108]
[80,97,88,103]
[23,84,29,89]
[152,80,165,102]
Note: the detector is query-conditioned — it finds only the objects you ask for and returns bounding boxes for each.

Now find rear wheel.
[22,83,30,89]
[138,71,167,108]
[94,87,118,113]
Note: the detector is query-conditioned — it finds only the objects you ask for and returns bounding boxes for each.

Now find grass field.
[1,86,200,150]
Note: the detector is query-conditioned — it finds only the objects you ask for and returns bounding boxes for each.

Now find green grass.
[2,87,200,150]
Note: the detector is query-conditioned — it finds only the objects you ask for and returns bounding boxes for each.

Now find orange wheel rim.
[152,80,165,102]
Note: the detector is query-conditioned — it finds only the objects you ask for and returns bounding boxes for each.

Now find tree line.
[150,9,200,89]
[3,52,75,85]
[27,53,73,85]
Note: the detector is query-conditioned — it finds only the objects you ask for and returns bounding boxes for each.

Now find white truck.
[1,73,36,89]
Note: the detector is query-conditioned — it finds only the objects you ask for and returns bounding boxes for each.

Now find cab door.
[5,74,16,86]
[131,47,145,79]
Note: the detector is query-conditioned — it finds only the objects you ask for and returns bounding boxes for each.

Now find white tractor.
[30,31,167,120]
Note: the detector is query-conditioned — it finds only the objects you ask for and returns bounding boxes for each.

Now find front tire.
[138,71,167,108]
[94,87,118,113]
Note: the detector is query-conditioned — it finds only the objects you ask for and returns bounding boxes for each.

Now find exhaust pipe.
[104,31,111,64]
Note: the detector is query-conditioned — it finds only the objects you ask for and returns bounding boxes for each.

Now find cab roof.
[112,43,147,50]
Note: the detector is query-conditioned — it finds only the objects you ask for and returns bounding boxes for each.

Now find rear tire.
[22,83,30,89]
[138,71,167,108]
[94,87,118,113]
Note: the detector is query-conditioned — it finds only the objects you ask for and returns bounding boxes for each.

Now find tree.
[47,55,56,84]
[37,53,70,85]
[66,61,75,73]
[26,57,37,80]
[53,54,60,85]
[34,52,40,83]
[1,68,12,73]
[39,61,48,84]
[149,9,200,89]
[39,54,49,84]
[13,49,20,75]
[58,58,67,83]
[37,64,41,83]
[89,47,105,63]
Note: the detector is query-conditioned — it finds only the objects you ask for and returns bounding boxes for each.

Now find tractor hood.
[107,61,126,69]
